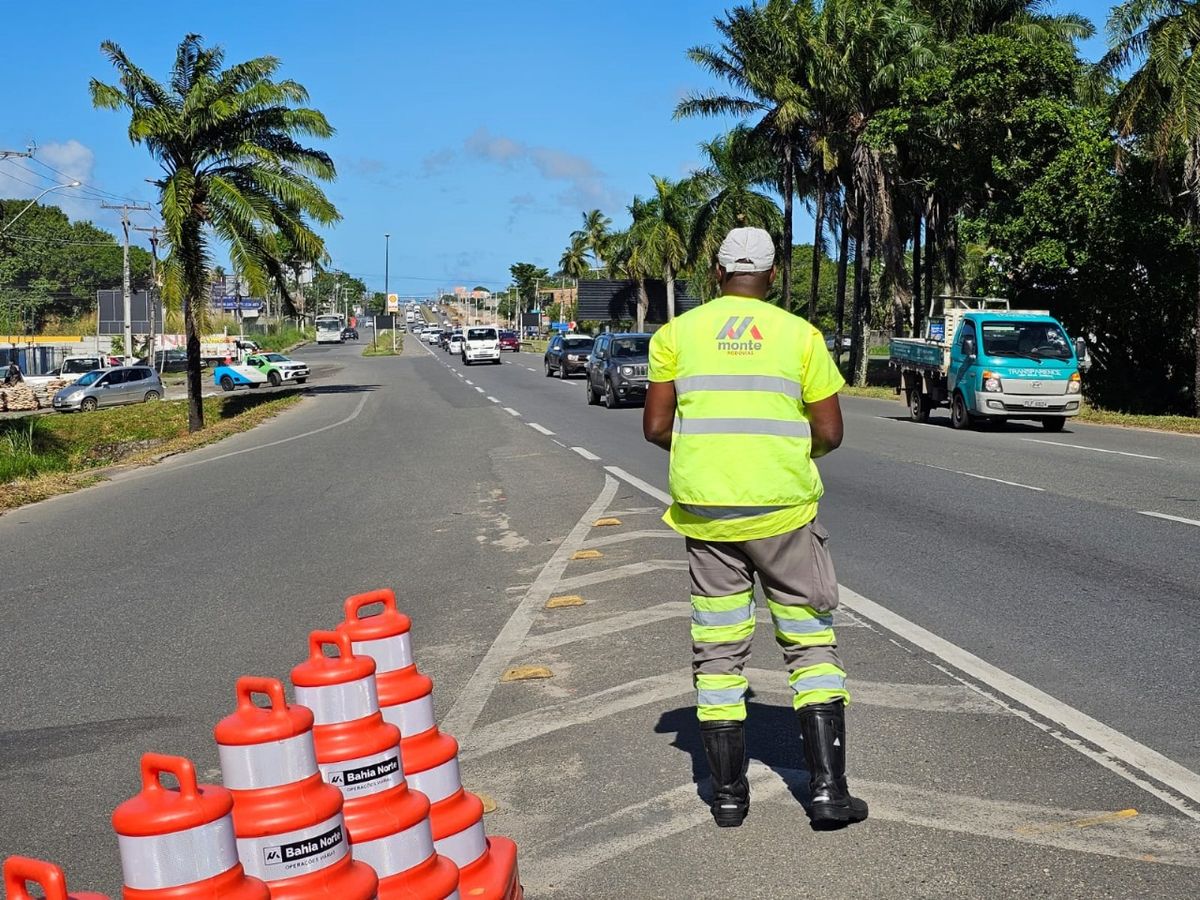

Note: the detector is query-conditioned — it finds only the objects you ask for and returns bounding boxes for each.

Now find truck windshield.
[63,359,101,374]
[982,322,1072,361]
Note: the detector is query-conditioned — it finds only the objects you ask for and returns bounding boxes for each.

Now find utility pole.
[102,201,151,360]
[132,225,161,369]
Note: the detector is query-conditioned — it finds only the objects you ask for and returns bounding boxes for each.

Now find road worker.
[643,226,867,830]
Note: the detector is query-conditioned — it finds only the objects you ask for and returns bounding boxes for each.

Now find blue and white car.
[213,363,268,392]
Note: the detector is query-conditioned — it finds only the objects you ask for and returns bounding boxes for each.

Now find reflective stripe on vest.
[236,812,349,881]
[406,756,461,805]
[351,633,413,675]
[319,745,406,798]
[294,676,379,725]
[434,820,487,868]
[219,732,319,790]
[677,503,789,520]
[673,417,810,437]
[118,817,239,890]
[382,692,435,738]
[352,816,435,877]
[675,374,802,398]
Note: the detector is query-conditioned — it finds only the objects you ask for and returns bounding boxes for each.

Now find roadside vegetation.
[0,393,301,512]
[363,331,402,356]
[253,325,315,352]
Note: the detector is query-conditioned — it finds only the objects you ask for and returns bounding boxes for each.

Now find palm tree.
[689,126,784,299]
[678,0,814,309]
[609,197,658,331]
[632,177,694,322]
[579,209,612,271]
[559,233,591,280]
[91,34,339,431]
[1104,0,1200,414]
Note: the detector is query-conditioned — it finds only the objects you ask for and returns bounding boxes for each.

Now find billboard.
[97,290,164,335]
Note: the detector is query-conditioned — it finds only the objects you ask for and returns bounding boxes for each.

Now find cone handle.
[344,588,398,620]
[140,753,200,800]
[236,676,288,716]
[4,857,69,900]
[308,629,352,660]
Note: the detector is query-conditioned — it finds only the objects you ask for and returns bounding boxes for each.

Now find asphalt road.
[415,342,1200,774]
[2,337,1198,896]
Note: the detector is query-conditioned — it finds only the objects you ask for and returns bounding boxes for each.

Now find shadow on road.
[0,715,185,767]
[880,415,1073,434]
[301,383,381,396]
[655,699,813,809]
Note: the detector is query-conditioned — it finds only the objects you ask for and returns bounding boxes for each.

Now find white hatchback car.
[448,333,464,354]
[463,326,501,365]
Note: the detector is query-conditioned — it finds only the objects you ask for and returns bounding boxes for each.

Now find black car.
[341,327,359,341]
[544,334,595,379]
[585,332,651,408]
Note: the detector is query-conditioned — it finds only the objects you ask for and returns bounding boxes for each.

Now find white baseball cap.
[717,227,776,272]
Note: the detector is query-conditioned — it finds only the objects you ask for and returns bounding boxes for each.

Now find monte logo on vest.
[716,316,764,355]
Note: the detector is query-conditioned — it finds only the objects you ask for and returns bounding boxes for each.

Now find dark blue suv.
[585,332,652,408]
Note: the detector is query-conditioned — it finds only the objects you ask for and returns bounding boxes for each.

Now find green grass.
[253,326,315,352]
[363,331,403,356]
[525,339,549,354]
[0,392,302,510]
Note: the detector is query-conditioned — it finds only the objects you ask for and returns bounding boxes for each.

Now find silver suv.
[52,366,165,412]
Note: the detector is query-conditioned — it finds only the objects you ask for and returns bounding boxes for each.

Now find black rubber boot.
[797,700,868,830]
[699,720,749,827]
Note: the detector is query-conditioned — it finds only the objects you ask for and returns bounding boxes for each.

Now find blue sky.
[1,1,1118,296]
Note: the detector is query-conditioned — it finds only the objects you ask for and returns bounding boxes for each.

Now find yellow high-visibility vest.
[653,296,829,521]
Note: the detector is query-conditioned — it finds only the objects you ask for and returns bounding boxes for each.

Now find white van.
[462,326,501,365]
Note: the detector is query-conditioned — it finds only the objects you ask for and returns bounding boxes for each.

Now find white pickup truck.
[22,355,118,389]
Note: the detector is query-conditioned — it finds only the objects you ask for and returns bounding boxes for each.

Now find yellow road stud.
[474,791,498,813]
[593,517,622,527]
[500,665,554,682]
[571,549,603,560]
[547,594,586,608]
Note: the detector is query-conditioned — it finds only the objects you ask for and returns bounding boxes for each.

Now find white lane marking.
[840,586,1200,820]
[474,386,485,394]
[1021,438,1162,461]
[487,396,500,403]
[582,529,682,549]
[503,408,521,417]
[1139,511,1200,529]
[921,463,1044,492]
[571,447,601,461]
[877,415,940,429]
[552,439,566,447]
[528,423,554,436]
[607,465,1200,819]
[440,476,619,738]
[165,393,369,472]
[604,466,672,505]
[464,380,473,385]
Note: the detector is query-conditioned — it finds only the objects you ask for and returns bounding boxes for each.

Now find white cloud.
[0,139,98,223]
[460,127,617,211]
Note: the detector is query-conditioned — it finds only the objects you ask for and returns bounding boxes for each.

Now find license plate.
[1022,399,1048,408]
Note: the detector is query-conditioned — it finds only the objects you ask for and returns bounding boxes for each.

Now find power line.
[0,233,126,247]
[0,159,141,207]
[26,155,146,204]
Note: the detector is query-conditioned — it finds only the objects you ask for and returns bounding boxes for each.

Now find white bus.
[315,314,345,344]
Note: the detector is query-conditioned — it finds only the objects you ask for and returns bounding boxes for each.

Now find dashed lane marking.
[474,386,485,394]
[487,396,500,403]
[528,423,555,435]
[1139,511,1200,529]
[571,447,600,461]
[503,408,521,417]
[1020,438,1162,461]
[922,463,1044,492]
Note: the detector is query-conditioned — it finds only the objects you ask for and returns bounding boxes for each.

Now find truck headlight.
[1067,373,1081,394]
[620,366,633,377]
[982,371,1002,393]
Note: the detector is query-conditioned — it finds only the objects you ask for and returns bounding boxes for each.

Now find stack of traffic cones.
[338,589,521,900]
[291,631,459,899]
[213,676,378,899]
[3,857,109,900]
[111,753,270,900]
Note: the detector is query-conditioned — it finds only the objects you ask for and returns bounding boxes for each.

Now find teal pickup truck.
[890,298,1090,431]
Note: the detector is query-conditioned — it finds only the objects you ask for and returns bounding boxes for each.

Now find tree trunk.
[1194,260,1200,416]
[925,197,936,319]
[808,176,825,322]
[912,205,923,337]
[855,238,872,388]
[781,140,794,309]
[849,203,865,384]
[636,277,648,332]
[182,222,205,433]
[834,203,851,370]
[665,266,676,322]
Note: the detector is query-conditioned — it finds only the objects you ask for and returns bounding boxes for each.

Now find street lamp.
[0,181,81,235]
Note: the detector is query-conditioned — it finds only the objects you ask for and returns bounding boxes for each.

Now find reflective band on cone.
[111,753,269,900]
[293,675,378,726]
[336,589,522,899]
[213,677,377,900]
[293,629,458,900]
[3,856,110,900]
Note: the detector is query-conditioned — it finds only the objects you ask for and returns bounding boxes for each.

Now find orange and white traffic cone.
[291,632,459,899]
[338,590,522,900]
[111,753,269,900]
[213,677,378,899]
[3,857,109,900]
